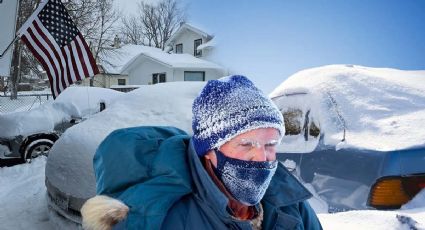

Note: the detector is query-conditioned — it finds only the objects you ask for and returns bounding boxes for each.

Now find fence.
[0,93,53,113]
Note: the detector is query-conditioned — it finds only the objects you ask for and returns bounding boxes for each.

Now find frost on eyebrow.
[238,138,280,147]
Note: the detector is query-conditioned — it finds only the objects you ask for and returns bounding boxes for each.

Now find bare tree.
[120,0,186,50]
[65,0,120,61]
[121,16,144,45]
[157,0,185,49]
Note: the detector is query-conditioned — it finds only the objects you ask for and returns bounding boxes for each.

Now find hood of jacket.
[87,126,193,229]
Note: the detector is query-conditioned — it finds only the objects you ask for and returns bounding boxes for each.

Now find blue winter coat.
[94,126,322,230]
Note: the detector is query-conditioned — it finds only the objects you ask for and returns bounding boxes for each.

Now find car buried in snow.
[0,87,122,166]
[45,82,205,228]
[271,65,425,211]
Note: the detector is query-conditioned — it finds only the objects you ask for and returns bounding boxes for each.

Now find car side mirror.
[99,101,106,112]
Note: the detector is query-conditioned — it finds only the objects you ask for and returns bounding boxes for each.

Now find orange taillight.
[368,178,410,209]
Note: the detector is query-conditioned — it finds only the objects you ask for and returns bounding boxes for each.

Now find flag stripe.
[25,27,60,96]
[21,34,58,97]
[27,23,60,86]
[70,42,84,81]
[32,19,65,92]
[34,18,68,91]
[63,46,78,83]
[78,33,99,75]
[60,47,74,87]
[30,22,62,95]
[74,36,90,77]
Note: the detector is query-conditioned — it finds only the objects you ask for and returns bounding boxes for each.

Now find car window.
[272,93,321,153]
[283,108,302,135]
[309,121,320,137]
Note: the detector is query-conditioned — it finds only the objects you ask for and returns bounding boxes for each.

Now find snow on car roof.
[46,81,206,198]
[0,87,123,138]
[270,64,425,151]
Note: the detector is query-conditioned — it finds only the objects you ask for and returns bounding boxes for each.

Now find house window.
[194,39,202,57]
[117,79,126,85]
[175,44,183,54]
[152,73,166,84]
[184,71,205,81]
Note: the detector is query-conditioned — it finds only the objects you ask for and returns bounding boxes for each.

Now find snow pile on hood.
[46,82,205,198]
[0,87,122,138]
[270,65,425,151]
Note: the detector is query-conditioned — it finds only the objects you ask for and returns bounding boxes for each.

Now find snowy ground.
[1,157,424,230]
[0,157,53,229]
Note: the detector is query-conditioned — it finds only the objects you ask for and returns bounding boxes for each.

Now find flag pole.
[0,36,19,58]
[0,0,21,59]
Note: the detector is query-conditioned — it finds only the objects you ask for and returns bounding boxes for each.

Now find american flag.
[18,0,99,98]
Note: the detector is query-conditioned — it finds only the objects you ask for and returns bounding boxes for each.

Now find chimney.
[114,35,121,48]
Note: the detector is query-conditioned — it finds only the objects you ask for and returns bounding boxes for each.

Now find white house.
[165,23,216,61]
[83,23,226,90]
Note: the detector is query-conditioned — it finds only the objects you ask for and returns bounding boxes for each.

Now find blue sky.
[184,0,425,93]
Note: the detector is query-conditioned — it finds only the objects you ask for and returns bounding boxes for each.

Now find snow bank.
[0,157,53,230]
[318,208,425,230]
[0,87,122,138]
[271,65,425,151]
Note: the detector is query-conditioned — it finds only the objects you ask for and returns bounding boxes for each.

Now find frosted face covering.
[213,149,278,206]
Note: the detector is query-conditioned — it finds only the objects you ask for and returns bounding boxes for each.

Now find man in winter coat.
[81,75,322,230]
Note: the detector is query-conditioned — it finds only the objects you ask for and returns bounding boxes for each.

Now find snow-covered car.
[0,87,122,165]
[271,65,425,211]
[45,82,204,227]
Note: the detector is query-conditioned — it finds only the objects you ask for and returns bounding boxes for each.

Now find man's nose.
[252,147,268,161]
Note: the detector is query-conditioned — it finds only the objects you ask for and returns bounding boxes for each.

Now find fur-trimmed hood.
[81,195,129,230]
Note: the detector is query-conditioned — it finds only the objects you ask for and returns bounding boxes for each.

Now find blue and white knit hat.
[192,75,285,156]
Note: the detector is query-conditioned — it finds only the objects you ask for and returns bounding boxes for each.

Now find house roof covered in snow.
[99,44,223,75]
[165,22,213,47]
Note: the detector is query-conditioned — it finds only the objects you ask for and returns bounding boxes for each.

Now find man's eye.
[265,143,277,147]
[240,142,253,147]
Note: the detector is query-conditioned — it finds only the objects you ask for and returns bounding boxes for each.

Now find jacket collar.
[263,162,312,207]
[187,141,230,217]
[187,140,312,212]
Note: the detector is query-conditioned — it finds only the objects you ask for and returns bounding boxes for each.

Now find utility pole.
[8,0,22,99]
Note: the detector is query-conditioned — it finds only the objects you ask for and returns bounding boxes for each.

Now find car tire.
[24,139,54,161]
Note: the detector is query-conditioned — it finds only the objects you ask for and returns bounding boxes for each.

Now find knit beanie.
[191,75,285,156]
